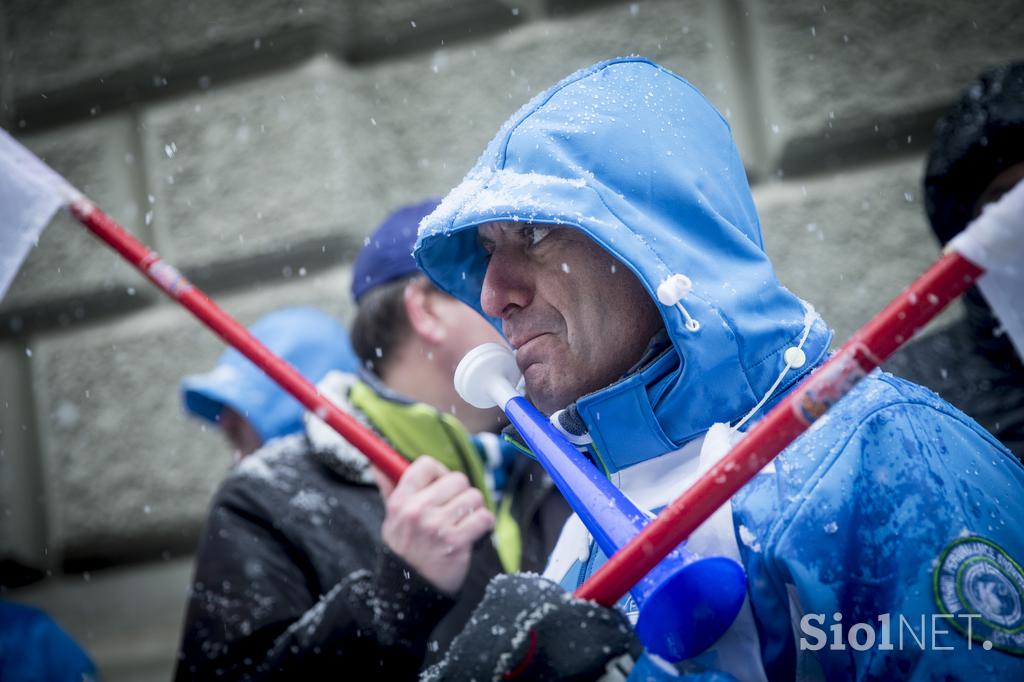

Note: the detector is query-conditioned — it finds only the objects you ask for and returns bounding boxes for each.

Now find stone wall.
[2,1,1022,679]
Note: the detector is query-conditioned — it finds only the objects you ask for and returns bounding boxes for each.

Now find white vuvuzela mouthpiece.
[454,343,523,409]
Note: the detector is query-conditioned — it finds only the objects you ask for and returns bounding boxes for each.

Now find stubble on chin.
[521,366,553,416]
[523,366,575,416]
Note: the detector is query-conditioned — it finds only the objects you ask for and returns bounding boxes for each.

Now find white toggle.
[656,274,693,306]
[732,302,818,432]
[783,346,806,369]
[657,274,701,332]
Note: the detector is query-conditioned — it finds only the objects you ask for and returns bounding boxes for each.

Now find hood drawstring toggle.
[731,303,816,432]
[657,274,702,332]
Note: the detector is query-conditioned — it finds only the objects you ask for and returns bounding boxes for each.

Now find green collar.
[348,379,494,512]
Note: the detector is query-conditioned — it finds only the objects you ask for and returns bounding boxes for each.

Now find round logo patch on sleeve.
[934,535,1024,655]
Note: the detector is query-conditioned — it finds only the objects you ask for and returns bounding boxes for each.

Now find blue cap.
[180,306,360,444]
[351,199,440,302]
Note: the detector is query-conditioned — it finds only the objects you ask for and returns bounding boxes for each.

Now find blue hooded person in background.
[181,306,360,462]
[0,601,95,682]
[413,58,1024,680]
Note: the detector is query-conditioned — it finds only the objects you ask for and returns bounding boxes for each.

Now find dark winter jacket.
[175,372,566,680]
[885,288,1024,459]
[499,450,572,575]
[923,61,1024,246]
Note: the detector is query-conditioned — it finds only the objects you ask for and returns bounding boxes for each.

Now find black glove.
[423,573,642,681]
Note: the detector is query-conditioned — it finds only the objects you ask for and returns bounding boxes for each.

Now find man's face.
[400,277,506,432]
[429,288,509,433]
[217,407,263,463]
[478,222,662,415]
[429,288,507,374]
[975,161,1024,215]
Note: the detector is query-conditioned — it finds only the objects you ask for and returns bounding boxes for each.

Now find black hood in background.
[924,61,1024,246]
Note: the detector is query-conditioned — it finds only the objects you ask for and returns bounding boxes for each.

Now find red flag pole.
[62,191,986,603]
[576,250,984,605]
[68,198,410,483]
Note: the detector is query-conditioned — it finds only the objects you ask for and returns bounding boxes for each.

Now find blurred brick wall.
[1,1,1021,679]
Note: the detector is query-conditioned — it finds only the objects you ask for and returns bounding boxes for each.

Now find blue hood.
[415,57,832,472]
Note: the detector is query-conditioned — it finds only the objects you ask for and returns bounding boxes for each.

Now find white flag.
[0,127,82,299]
[949,179,1024,362]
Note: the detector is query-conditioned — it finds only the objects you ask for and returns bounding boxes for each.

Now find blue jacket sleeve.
[742,380,1024,680]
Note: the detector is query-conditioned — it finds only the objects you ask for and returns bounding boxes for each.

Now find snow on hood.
[415,57,832,472]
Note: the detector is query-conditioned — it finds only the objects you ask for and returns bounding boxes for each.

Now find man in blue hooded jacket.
[412,58,1024,680]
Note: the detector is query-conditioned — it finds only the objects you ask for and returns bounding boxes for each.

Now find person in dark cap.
[347,198,572,589]
[176,200,568,681]
[886,61,1024,459]
[180,306,360,462]
[348,198,508,434]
